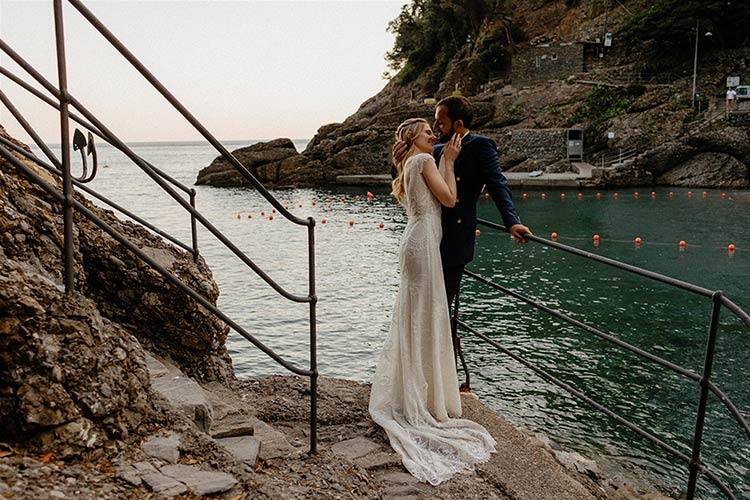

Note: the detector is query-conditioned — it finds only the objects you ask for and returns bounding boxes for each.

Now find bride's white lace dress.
[369,152,496,485]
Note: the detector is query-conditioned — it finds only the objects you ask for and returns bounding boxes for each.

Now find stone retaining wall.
[727,111,750,128]
[512,43,584,86]
[508,129,568,161]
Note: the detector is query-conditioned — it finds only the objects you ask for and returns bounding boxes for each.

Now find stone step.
[215,435,261,466]
[146,353,213,433]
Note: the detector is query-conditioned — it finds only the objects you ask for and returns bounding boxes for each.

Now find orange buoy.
[593,234,600,241]
[237,213,241,219]
[348,220,354,226]
[560,193,566,199]
[299,204,303,208]
[651,191,656,198]
[284,205,288,209]
[261,211,265,216]
[577,192,583,199]
[475,229,481,236]
[721,192,727,199]
[613,192,619,199]
[702,191,707,197]
[321,218,327,224]
[551,232,558,240]
[247,214,252,219]
[379,223,384,228]
[312,201,317,206]
[272,209,277,214]
[522,193,528,199]
[728,244,736,251]
[679,240,686,248]
[669,191,674,198]
[367,191,374,198]
[326,198,332,203]
[269,215,274,221]
[635,237,642,245]
[596,192,601,199]
[541,193,547,200]
[484,192,490,199]
[634,191,639,198]
[341,197,346,202]
[687,191,693,197]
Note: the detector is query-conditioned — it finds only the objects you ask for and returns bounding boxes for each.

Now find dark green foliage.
[569,86,634,126]
[477,26,512,80]
[386,0,511,89]
[618,0,750,55]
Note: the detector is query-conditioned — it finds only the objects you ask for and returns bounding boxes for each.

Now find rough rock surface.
[195,138,301,187]
[0,125,233,453]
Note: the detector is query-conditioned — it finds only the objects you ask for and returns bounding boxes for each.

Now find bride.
[369,118,496,485]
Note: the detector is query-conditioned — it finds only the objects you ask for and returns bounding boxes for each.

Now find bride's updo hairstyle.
[392,118,430,204]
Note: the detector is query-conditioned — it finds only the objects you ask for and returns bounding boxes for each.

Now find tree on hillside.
[385,0,511,88]
[618,0,750,54]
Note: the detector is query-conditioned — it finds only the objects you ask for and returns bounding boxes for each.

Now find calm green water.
[33,142,749,498]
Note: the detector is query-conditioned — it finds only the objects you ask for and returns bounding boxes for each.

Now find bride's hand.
[442,133,462,163]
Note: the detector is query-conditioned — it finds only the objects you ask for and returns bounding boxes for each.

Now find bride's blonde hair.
[391,118,429,203]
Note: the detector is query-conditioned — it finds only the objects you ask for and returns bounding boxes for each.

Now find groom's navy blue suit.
[434,133,520,306]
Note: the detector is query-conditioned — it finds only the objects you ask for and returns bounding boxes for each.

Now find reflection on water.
[33,142,749,499]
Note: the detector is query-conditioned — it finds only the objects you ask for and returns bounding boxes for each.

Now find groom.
[394,95,531,309]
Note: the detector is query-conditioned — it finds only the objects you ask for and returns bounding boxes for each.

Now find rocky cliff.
[197,1,750,190]
[0,125,234,455]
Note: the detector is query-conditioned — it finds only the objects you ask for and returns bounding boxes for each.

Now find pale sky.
[0,0,405,143]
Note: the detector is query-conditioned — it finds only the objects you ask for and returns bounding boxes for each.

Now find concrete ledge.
[336,174,391,185]
[504,172,595,188]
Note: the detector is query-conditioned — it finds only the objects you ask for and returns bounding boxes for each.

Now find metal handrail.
[452,218,749,499]
[599,147,639,168]
[0,0,318,452]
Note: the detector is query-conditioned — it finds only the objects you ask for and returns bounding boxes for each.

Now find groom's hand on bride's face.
[392,140,407,164]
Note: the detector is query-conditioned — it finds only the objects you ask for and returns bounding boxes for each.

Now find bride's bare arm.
[422,158,455,207]
[422,134,460,207]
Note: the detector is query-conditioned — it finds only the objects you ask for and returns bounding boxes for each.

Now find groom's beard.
[437,125,455,144]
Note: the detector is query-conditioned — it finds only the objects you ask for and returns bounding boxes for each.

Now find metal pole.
[691,19,699,111]
[189,189,199,262]
[53,0,75,293]
[307,220,318,454]
[686,291,723,499]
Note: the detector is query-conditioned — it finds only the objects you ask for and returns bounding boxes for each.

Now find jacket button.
[457,219,462,224]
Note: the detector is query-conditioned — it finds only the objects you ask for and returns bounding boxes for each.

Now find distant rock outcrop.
[195,138,300,187]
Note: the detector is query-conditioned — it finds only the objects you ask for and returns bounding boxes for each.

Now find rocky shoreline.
[1,360,676,500]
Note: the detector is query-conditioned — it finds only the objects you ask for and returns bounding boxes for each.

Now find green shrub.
[569,86,633,126]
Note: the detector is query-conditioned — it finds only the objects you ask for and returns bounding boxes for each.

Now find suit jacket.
[434,133,520,268]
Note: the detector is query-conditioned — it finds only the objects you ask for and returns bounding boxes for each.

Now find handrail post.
[686,290,723,499]
[307,220,318,454]
[452,282,471,391]
[189,189,199,262]
[54,0,75,293]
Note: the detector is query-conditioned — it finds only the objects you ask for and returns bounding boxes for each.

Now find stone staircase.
[119,353,304,497]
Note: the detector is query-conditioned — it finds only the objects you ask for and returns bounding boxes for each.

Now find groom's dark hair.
[437,95,474,128]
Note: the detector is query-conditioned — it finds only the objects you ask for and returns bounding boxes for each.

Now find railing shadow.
[452,219,749,500]
[0,0,318,452]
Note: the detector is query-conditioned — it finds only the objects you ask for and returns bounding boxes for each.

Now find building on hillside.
[511,43,588,86]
